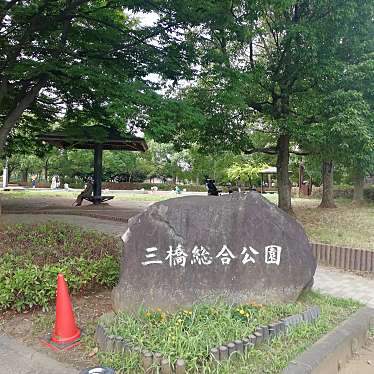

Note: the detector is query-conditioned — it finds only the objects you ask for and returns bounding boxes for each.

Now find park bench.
[82,195,115,204]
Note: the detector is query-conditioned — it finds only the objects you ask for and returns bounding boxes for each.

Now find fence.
[311,242,374,272]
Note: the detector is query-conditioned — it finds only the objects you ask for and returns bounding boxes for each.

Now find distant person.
[73,179,93,206]
[205,178,219,196]
[175,186,181,194]
[56,175,60,188]
[50,175,57,189]
[31,175,37,188]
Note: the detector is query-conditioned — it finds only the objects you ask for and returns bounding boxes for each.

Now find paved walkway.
[0,334,79,374]
[1,195,151,221]
[314,265,374,307]
[1,213,127,236]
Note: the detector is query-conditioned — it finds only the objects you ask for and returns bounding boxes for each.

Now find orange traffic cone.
[41,273,81,351]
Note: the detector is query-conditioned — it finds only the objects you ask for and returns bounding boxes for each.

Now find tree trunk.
[352,167,365,205]
[319,160,336,208]
[298,162,304,197]
[21,169,28,183]
[0,75,47,155]
[44,158,49,182]
[276,134,292,212]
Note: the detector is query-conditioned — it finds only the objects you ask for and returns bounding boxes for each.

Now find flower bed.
[97,292,360,373]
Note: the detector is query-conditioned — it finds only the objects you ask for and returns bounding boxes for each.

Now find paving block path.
[0,334,79,374]
[314,266,374,307]
[2,213,127,236]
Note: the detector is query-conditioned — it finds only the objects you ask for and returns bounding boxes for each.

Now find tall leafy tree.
[296,0,374,207]
[0,0,195,155]
[152,0,374,212]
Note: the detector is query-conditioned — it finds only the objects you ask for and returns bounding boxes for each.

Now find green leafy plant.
[98,292,361,373]
[0,222,121,312]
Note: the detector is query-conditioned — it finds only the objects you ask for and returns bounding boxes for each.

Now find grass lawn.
[99,291,360,373]
[293,198,374,250]
[264,194,374,250]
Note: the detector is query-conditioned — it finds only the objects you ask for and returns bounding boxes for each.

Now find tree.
[0,0,196,156]
[347,60,374,205]
[227,162,268,188]
[296,1,374,208]
[103,151,141,182]
[299,90,371,208]
[151,0,374,212]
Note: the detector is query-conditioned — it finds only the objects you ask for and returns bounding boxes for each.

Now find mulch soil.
[0,289,113,371]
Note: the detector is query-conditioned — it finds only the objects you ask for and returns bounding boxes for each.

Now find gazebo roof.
[40,126,148,152]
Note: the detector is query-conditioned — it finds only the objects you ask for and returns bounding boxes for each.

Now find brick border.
[96,306,320,373]
[311,243,374,272]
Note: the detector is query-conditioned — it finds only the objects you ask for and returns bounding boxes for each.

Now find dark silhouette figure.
[73,179,93,206]
[205,178,219,196]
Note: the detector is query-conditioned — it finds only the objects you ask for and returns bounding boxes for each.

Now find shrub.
[0,222,121,312]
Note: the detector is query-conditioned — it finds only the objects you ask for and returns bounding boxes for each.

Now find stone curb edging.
[95,324,183,373]
[311,242,374,272]
[208,306,320,365]
[95,306,320,373]
[281,306,374,374]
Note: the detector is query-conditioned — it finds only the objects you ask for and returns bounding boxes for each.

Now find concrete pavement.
[0,334,79,374]
[314,265,374,307]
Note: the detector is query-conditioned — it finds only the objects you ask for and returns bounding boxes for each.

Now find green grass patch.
[98,291,360,373]
[0,222,121,312]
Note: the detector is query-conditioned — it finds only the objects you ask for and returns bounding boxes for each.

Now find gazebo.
[259,166,292,194]
[40,126,147,204]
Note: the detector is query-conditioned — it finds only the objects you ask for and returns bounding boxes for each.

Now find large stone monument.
[112,192,316,312]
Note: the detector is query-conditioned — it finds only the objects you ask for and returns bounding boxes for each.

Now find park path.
[313,266,374,373]
[0,334,78,374]
[1,213,127,236]
[313,265,374,307]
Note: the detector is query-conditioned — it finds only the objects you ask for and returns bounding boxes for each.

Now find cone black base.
[40,333,81,351]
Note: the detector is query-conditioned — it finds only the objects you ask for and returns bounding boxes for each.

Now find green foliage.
[0,0,197,155]
[0,222,120,312]
[227,163,269,185]
[6,140,256,187]
[0,255,119,312]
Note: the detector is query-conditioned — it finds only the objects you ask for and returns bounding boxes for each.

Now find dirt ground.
[0,195,150,221]
[341,337,374,374]
[0,289,113,371]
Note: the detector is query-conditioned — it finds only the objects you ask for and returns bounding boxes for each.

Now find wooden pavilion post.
[93,144,103,200]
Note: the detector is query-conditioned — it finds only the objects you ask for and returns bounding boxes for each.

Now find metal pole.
[93,145,103,199]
